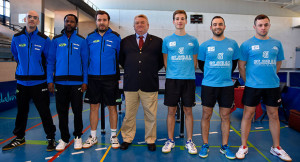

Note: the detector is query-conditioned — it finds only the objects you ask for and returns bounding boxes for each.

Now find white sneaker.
[110,136,120,149]
[270,146,292,161]
[235,145,248,159]
[185,140,197,154]
[56,139,68,151]
[83,135,98,149]
[74,137,82,150]
[162,139,175,153]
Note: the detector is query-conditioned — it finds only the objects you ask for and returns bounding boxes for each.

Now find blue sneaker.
[199,144,209,158]
[220,144,236,159]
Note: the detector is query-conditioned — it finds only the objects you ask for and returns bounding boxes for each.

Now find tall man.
[83,10,121,149]
[236,14,292,162]
[119,14,163,151]
[162,10,199,154]
[2,10,56,151]
[198,16,239,159]
[47,14,88,151]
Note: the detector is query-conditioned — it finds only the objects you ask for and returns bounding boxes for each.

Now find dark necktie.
[139,36,144,50]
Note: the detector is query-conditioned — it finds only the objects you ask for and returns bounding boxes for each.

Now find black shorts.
[164,79,195,107]
[85,79,119,105]
[242,86,281,107]
[201,85,234,108]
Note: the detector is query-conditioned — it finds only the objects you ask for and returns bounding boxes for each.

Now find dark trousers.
[13,83,56,139]
[55,84,83,143]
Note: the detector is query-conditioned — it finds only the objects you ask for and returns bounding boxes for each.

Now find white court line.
[157,138,167,141]
[137,141,146,144]
[45,156,55,160]
[209,132,218,134]
[25,161,31,162]
[95,147,107,151]
[255,127,264,129]
[71,151,84,155]
[193,133,201,136]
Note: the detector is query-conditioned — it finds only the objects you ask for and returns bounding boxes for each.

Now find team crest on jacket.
[59,43,67,47]
[19,44,26,47]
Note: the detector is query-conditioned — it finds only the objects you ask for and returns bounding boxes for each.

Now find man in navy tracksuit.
[2,10,56,151]
[47,14,88,151]
[83,10,121,149]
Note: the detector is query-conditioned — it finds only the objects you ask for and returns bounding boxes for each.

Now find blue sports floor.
[0,87,299,162]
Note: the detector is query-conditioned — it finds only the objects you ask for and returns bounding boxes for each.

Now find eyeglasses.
[27,15,38,20]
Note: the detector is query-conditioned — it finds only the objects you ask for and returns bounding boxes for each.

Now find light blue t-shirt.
[198,38,240,87]
[162,33,199,79]
[240,36,284,88]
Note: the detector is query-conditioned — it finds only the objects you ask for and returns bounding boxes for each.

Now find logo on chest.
[217,53,224,60]
[178,47,184,54]
[208,46,215,52]
[169,41,176,47]
[263,51,269,58]
[252,45,259,50]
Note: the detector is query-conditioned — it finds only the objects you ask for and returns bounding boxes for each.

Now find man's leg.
[201,106,213,144]
[219,107,231,146]
[139,91,158,144]
[183,107,194,141]
[90,104,100,132]
[108,106,117,130]
[266,106,280,148]
[167,106,177,141]
[241,106,256,147]
[70,85,83,138]
[32,83,56,140]
[121,91,140,143]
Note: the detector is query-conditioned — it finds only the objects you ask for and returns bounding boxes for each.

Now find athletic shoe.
[74,137,82,150]
[235,145,248,159]
[220,144,236,159]
[56,139,68,151]
[199,144,209,158]
[270,146,292,162]
[110,136,120,149]
[83,135,98,149]
[162,139,175,153]
[47,139,56,151]
[185,140,197,154]
[2,137,25,150]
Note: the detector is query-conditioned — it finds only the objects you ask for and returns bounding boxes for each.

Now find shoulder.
[37,32,48,40]
[76,33,85,40]
[110,30,120,38]
[52,34,63,40]
[122,34,135,42]
[13,28,26,37]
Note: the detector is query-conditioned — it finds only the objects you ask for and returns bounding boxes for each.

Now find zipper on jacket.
[39,60,44,72]
[71,43,73,55]
[68,38,70,76]
[100,37,104,75]
[113,57,115,71]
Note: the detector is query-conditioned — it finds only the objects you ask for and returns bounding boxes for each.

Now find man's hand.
[81,83,87,92]
[48,83,54,93]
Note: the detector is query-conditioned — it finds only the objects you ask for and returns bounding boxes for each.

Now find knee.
[243,111,255,120]
[168,108,177,116]
[267,111,279,120]
[183,107,193,116]
[202,112,212,120]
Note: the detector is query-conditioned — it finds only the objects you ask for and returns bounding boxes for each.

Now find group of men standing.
[2,9,292,161]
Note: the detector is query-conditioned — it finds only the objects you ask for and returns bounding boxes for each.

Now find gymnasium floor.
[0,87,299,162]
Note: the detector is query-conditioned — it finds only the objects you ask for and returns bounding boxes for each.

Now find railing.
[83,0,99,11]
[1,22,22,32]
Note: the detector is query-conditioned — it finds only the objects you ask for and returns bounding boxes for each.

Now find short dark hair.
[64,14,78,24]
[211,16,225,26]
[95,10,110,21]
[254,14,270,25]
[173,10,187,20]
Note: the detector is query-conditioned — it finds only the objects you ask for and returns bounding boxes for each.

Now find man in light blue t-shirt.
[197,16,239,160]
[161,10,199,155]
[236,14,292,162]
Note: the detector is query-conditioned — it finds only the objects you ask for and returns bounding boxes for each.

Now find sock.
[111,129,117,137]
[91,130,97,138]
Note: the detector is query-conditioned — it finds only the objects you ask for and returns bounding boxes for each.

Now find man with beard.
[2,10,56,151]
[162,10,199,154]
[47,14,88,151]
[119,14,163,151]
[83,10,121,149]
[197,16,239,159]
[236,14,292,161]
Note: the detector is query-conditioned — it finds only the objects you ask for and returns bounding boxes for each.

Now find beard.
[212,29,224,37]
[98,26,108,33]
[64,26,76,33]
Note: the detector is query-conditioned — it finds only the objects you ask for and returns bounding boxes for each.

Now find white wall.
[104,9,300,68]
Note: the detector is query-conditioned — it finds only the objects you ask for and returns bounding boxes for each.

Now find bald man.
[2,10,56,151]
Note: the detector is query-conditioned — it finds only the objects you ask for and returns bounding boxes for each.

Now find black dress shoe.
[147,143,156,151]
[120,142,131,150]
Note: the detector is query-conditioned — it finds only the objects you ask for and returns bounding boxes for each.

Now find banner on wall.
[0,81,17,112]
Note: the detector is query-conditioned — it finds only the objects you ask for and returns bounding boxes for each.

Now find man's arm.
[119,40,125,68]
[163,53,168,70]
[276,61,282,73]
[232,59,238,74]
[198,60,204,72]
[193,54,198,70]
[238,60,247,82]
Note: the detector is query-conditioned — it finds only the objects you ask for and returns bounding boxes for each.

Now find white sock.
[111,129,117,137]
[91,130,97,138]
